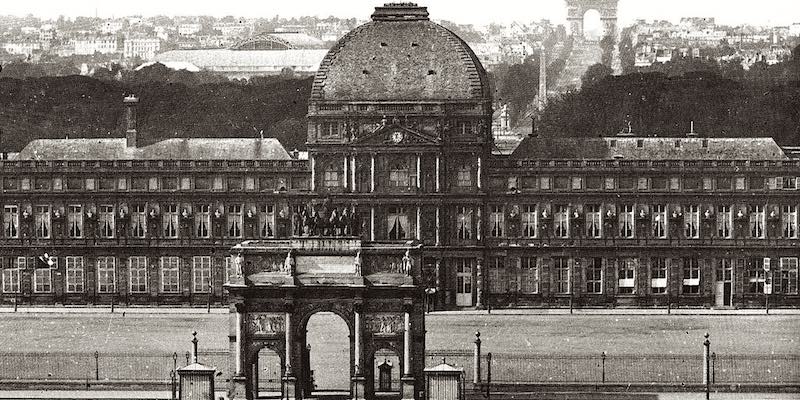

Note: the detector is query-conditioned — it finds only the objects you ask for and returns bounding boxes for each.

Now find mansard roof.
[511,136,788,160]
[310,3,490,102]
[17,138,291,161]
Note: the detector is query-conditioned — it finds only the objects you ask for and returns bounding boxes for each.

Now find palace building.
[1,3,798,310]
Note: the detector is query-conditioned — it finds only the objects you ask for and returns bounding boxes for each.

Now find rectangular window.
[782,206,798,239]
[213,177,224,191]
[99,205,115,238]
[571,177,583,190]
[389,164,411,188]
[259,177,275,192]
[586,176,603,190]
[684,205,700,239]
[703,178,713,191]
[519,257,539,294]
[224,256,234,284]
[618,177,635,190]
[227,204,243,238]
[717,177,732,191]
[618,258,636,294]
[3,205,19,238]
[653,205,667,239]
[228,177,244,191]
[750,177,765,190]
[259,205,275,238]
[195,177,211,190]
[748,258,765,294]
[387,206,409,240]
[783,177,798,190]
[131,204,146,238]
[651,177,668,191]
[67,205,83,238]
[35,178,51,191]
[34,266,52,293]
[717,205,733,239]
[604,177,615,190]
[162,204,179,238]
[65,256,85,293]
[3,177,19,191]
[457,164,472,187]
[585,258,602,294]
[35,205,51,238]
[160,256,180,293]
[553,257,571,294]
[2,260,21,293]
[540,177,551,190]
[619,205,635,238]
[195,205,210,238]
[780,258,798,295]
[129,256,148,293]
[682,258,700,294]
[555,205,569,238]
[669,177,681,191]
[96,256,116,293]
[489,205,504,238]
[320,121,340,137]
[161,177,178,191]
[650,257,667,294]
[684,177,702,191]
[637,177,649,191]
[99,177,115,191]
[750,205,765,239]
[586,204,602,238]
[130,177,147,191]
[521,205,537,238]
[324,168,340,188]
[487,257,506,294]
[456,206,473,240]
[192,256,212,293]
[735,177,746,191]
[554,176,570,191]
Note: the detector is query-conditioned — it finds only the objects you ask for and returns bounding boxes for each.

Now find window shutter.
[773,258,781,294]
[604,258,615,295]
[768,177,778,190]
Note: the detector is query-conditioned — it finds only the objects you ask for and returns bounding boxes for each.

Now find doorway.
[715,259,733,307]
[253,347,283,398]
[455,259,473,307]
[304,312,351,397]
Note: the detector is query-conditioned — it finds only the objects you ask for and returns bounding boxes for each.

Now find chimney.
[687,120,698,137]
[123,95,139,148]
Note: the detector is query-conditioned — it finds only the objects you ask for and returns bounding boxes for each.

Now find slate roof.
[17,138,291,161]
[310,4,490,102]
[511,137,789,160]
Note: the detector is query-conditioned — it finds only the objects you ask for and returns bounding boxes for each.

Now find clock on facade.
[391,131,404,144]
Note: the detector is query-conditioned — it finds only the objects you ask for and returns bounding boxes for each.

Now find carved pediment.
[352,124,439,146]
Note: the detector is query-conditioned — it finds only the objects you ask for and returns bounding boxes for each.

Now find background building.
[0,3,798,310]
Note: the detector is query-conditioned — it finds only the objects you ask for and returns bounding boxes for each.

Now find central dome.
[310,3,490,102]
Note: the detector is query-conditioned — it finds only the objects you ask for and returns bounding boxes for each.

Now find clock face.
[391,131,404,144]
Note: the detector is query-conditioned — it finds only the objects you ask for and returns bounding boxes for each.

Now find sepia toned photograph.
[0,1,798,399]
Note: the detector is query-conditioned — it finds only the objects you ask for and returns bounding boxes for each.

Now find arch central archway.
[566,0,619,41]
[303,312,352,394]
[582,9,603,41]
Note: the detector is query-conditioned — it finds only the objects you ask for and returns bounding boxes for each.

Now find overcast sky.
[4,0,798,27]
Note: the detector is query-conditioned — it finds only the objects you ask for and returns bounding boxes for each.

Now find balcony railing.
[491,159,800,170]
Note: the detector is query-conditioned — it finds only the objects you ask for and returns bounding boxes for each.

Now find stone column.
[284,311,292,375]
[403,312,411,376]
[351,155,357,193]
[310,156,316,192]
[477,156,482,189]
[475,258,484,309]
[352,306,366,400]
[370,154,376,193]
[435,155,441,192]
[416,154,421,189]
[416,206,421,240]
[344,155,349,190]
[370,207,376,241]
[230,304,247,400]
[435,259,442,310]
[435,206,441,246]
[236,309,244,375]
[283,307,298,400]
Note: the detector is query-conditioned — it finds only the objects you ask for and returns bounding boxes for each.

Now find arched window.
[388,160,410,188]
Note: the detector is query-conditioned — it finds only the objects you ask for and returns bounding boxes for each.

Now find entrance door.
[715,260,733,307]
[456,259,473,307]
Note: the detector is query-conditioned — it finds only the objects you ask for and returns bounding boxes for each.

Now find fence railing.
[0,349,797,388]
[425,349,800,385]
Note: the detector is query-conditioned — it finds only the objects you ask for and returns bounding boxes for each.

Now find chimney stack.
[123,95,139,148]
[687,120,698,137]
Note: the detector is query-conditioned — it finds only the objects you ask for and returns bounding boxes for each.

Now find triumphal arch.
[566,0,619,40]
[226,228,425,400]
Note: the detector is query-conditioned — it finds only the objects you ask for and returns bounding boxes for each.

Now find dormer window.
[637,139,644,148]
[319,121,340,138]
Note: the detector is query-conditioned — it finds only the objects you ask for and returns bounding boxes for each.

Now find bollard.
[486,352,492,400]
[173,352,178,372]
[703,333,710,400]
[473,331,481,385]
[601,352,606,384]
[711,352,716,384]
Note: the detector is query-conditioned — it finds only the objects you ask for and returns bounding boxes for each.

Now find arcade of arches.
[226,238,425,400]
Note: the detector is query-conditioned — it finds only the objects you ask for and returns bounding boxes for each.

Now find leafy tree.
[581,63,614,88]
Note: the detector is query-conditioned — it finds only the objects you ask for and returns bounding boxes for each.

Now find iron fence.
[0,349,797,387]
[426,350,800,385]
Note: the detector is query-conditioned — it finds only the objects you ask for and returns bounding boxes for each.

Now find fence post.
[601,352,606,384]
[711,352,716,384]
[473,331,481,385]
[94,351,100,380]
[486,352,492,400]
[703,333,710,400]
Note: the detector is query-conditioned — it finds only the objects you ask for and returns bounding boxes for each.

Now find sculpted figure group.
[292,200,360,237]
